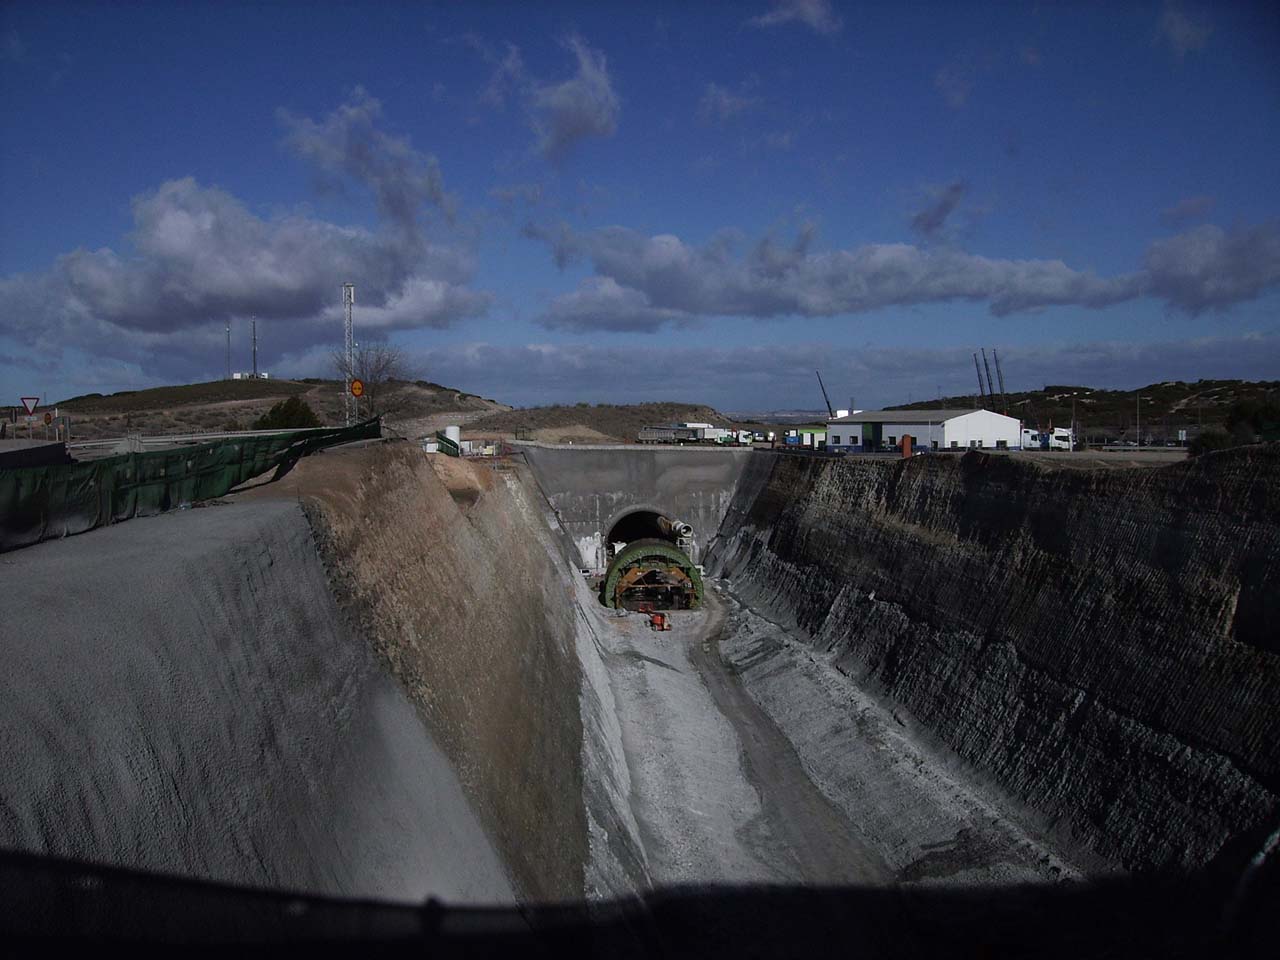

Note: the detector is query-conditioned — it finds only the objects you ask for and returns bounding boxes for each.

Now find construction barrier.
[0,419,381,553]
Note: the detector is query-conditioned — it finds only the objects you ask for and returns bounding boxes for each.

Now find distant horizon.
[38,371,1277,418]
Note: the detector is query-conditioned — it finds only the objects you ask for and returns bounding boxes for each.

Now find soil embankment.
[706,445,1280,873]
[286,443,647,901]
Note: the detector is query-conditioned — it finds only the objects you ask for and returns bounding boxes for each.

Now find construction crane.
[815,370,835,419]
[973,354,987,401]
[981,349,996,403]
[992,349,1009,415]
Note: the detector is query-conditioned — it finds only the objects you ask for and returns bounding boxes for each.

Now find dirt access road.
[597,590,889,886]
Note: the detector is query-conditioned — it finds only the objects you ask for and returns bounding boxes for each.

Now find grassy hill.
[889,379,1280,442]
[467,402,732,444]
[45,378,505,441]
[57,379,311,413]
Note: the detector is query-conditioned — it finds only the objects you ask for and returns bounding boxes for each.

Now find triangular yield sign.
[20,397,39,415]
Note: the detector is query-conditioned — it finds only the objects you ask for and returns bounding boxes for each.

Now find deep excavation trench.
[3,440,1278,951]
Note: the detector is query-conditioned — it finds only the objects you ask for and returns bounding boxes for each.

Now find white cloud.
[911,181,969,237]
[528,224,1141,328]
[1160,195,1215,227]
[0,94,492,383]
[469,34,620,162]
[748,1,843,36]
[698,83,758,124]
[539,276,691,332]
[526,221,1280,330]
[1144,223,1280,313]
[1157,2,1213,58]
[278,87,453,236]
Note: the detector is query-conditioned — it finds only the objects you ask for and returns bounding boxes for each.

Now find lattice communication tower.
[342,283,356,425]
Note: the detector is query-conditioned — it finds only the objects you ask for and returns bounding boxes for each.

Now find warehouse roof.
[828,408,1002,424]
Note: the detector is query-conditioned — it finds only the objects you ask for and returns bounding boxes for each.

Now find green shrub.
[1188,428,1233,457]
[252,396,321,430]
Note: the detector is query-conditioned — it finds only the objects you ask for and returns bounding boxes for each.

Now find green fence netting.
[0,419,381,553]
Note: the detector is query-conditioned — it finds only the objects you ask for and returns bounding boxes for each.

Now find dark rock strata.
[707,445,1280,872]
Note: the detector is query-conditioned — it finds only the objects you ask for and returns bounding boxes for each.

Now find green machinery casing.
[602,537,704,610]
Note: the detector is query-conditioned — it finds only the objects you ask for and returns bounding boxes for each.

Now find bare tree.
[331,342,417,417]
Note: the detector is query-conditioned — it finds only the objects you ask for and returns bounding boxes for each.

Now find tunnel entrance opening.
[607,510,667,547]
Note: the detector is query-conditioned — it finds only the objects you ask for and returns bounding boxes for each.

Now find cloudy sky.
[2,0,1277,411]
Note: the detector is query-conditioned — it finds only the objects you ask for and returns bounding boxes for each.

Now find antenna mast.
[343,283,356,426]
[225,320,231,380]
[992,348,1008,415]
[815,370,835,419]
[251,318,258,378]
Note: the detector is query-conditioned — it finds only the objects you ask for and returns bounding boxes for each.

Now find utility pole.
[251,318,258,378]
[1071,393,1077,451]
[343,283,356,426]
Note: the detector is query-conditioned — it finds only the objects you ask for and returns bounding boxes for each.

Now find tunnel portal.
[602,510,701,611]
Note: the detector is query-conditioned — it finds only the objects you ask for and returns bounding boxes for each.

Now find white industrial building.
[826,408,1023,452]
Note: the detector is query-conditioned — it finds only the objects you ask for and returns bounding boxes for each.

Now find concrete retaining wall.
[521,446,753,571]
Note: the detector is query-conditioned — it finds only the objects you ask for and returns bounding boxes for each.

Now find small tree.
[1226,397,1280,442]
[331,342,415,416]
[1188,428,1233,457]
[252,396,321,430]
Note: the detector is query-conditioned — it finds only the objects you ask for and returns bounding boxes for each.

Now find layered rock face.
[707,445,1280,872]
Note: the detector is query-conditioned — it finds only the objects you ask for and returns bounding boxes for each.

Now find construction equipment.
[992,348,1009,415]
[974,354,987,401]
[816,370,835,419]
[602,539,704,611]
[981,349,996,402]
[649,613,672,631]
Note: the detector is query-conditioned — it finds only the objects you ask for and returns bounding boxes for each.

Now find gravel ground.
[585,575,1079,890]
[591,591,889,886]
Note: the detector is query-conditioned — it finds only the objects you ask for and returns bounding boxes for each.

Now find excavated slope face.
[300,446,602,901]
[707,445,1280,872]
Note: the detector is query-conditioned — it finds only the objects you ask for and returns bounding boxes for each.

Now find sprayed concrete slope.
[0,497,512,903]
[706,446,1280,873]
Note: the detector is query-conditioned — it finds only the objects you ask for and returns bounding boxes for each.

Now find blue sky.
[2,0,1278,411]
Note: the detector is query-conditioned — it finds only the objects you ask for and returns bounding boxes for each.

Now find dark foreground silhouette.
[1,847,1274,958]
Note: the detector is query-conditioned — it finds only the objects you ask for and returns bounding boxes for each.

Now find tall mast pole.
[343,283,356,426]
[251,318,258,378]
[974,353,986,403]
[225,320,231,380]
[992,348,1008,415]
